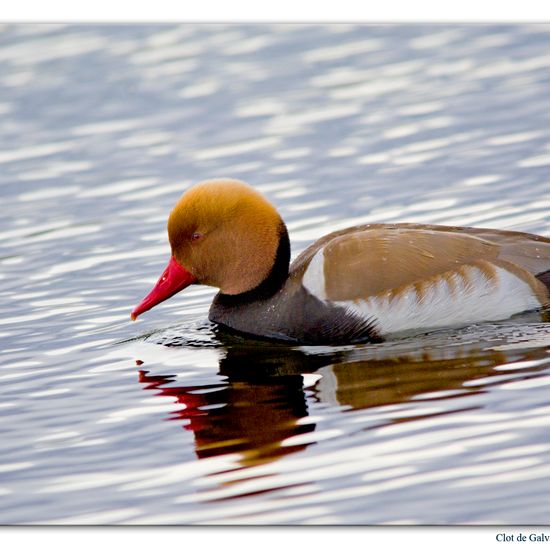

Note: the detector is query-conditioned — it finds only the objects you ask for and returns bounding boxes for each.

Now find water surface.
[1,24,550,525]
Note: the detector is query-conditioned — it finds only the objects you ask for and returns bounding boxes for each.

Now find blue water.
[1,24,550,524]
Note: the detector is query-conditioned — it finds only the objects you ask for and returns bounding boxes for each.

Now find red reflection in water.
[138,369,315,467]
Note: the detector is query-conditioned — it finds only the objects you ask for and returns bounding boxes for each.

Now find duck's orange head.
[131,178,286,320]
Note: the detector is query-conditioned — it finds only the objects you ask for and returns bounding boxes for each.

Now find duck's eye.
[191,232,204,242]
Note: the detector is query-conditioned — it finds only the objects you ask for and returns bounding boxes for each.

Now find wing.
[292,224,550,303]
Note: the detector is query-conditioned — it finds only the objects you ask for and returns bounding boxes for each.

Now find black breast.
[210,284,381,345]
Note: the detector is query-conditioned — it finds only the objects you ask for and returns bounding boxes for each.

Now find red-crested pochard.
[131,179,550,344]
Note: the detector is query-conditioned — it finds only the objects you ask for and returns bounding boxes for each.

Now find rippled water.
[1,23,550,525]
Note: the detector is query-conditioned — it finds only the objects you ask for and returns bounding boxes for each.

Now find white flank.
[338,266,541,336]
[302,248,327,300]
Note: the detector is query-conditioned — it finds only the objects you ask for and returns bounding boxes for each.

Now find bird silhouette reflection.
[138,329,550,469]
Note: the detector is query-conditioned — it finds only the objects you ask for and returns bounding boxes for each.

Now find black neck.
[215,222,290,306]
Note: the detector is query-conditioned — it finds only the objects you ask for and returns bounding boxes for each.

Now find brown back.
[290,223,550,302]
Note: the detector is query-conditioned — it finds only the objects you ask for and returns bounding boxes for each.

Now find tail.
[536,268,550,292]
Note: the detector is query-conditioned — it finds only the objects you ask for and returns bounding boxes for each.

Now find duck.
[131,178,550,345]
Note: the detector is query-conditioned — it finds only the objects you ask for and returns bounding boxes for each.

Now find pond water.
[1,23,550,525]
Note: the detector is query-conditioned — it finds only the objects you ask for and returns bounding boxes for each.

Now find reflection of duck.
[138,340,329,468]
[316,344,550,411]
[137,335,550,470]
[140,369,312,468]
[131,179,550,344]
